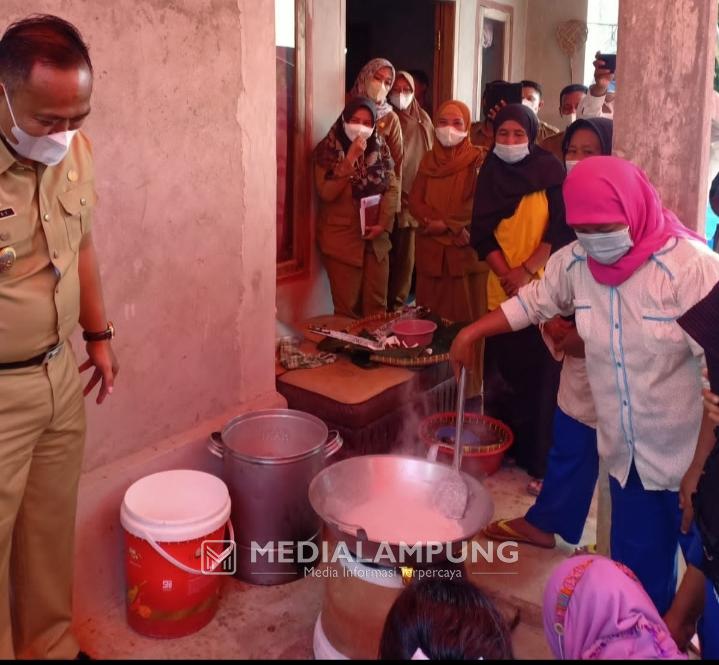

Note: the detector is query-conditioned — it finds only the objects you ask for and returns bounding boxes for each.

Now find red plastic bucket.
[120,470,233,638]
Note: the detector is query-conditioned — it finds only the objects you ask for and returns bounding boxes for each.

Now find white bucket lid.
[121,469,231,542]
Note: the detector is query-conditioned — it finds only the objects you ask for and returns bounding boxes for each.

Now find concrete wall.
[5,0,283,472]
[454,0,529,120]
[613,0,717,234]
[524,0,589,130]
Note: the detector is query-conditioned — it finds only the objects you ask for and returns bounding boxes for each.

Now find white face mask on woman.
[575,227,634,264]
[494,142,530,164]
[389,92,414,111]
[343,121,373,142]
[367,78,390,104]
[435,126,467,148]
[565,160,579,174]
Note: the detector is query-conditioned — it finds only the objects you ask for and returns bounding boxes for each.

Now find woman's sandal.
[483,519,556,549]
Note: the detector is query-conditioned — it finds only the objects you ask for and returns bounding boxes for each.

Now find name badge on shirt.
[0,207,15,219]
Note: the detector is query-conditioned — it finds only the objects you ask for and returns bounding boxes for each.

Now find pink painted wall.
[5,0,280,471]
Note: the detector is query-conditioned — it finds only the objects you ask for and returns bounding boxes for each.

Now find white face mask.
[343,121,373,142]
[575,227,634,264]
[521,98,539,115]
[435,126,467,148]
[367,78,390,104]
[389,92,413,111]
[1,86,76,166]
[494,142,530,164]
[563,111,577,126]
[565,160,579,174]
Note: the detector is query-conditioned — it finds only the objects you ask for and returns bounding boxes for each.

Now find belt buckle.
[42,344,63,365]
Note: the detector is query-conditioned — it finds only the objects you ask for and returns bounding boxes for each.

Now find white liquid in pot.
[342,496,465,544]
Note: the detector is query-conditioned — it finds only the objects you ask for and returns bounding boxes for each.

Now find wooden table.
[276,315,455,459]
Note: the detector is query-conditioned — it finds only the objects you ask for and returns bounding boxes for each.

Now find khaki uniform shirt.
[537,120,560,144]
[0,132,96,363]
[540,130,565,162]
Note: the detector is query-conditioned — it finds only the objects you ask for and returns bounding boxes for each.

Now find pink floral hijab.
[563,156,703,286]
[543,555,686,660]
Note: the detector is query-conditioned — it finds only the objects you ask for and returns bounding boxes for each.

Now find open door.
[432,0,456,117]
[475,4,512,119]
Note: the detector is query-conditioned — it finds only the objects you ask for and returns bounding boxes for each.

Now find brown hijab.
[417,100,485,233]
[419,100,483,178]
[393,71,434,194]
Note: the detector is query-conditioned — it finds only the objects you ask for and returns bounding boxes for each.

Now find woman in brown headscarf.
[387,71,434,311]
[408,100,488,395]
[409,100,488,323]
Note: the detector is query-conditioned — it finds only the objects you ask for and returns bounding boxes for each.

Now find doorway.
[475,4,511,119]
[345,0,454,118]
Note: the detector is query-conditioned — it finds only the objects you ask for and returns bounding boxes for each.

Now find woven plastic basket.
[419,412,514,478]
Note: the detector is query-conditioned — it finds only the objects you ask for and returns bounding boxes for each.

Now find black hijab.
[562,117,614,157]
[314,96,394,198]
[470,104,565,257]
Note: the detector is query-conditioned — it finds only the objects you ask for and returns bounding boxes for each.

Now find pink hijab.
[543,555,686,660]
[563,156,703,286]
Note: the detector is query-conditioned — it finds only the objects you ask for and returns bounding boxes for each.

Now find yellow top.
[486,190,549,311]
[0,132,97,362]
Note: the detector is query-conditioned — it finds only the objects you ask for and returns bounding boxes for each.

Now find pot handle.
[208,431,224,459]
[324,430,343,459]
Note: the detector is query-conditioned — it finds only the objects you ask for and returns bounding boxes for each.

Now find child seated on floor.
[378,577,513,660]
[543,555,686,660]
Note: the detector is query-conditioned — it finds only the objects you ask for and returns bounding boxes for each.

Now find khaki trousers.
[323,249,389,319]
[0,344,86,659]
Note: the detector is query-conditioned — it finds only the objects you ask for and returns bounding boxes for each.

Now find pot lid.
[221,409,328,462]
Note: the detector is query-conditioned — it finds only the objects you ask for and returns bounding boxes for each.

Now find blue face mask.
[575,227,634,264]
[493,142,530,164]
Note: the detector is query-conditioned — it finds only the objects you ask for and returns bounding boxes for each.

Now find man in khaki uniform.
[521,80,561,144]
[540,84,588,161]
[0,15,118,659]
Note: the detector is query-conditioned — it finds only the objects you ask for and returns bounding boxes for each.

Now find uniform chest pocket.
[0,215,33,275]
[641,310,686,354]
[572,299,593,340]
[58,182,96,252]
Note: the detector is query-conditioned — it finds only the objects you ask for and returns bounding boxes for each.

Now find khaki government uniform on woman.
[315,163,399,318]
[0,132,96,659]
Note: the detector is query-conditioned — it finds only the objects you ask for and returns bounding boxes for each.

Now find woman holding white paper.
[314,97,399,318]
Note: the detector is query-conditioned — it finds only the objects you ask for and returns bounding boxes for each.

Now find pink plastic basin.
[391,319,437,346]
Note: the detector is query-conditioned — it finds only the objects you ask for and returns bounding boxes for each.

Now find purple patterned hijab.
[543,556,686,660]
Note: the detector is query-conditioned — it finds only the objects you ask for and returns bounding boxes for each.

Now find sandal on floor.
[482,519,555,549]
[572,543,598,556]
[527,479,543,497]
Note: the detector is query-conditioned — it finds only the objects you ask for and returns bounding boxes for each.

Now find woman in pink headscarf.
[543,555,685,659]
[450,156,719,616]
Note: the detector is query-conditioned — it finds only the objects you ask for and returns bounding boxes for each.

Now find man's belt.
[0,342,64,371]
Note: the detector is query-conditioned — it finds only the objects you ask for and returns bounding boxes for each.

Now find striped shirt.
[502,238,719,491]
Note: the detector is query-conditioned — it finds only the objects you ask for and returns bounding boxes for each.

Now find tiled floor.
[77,466,596,660]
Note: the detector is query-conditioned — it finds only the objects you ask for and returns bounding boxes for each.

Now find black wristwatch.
[83,321,115,342]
